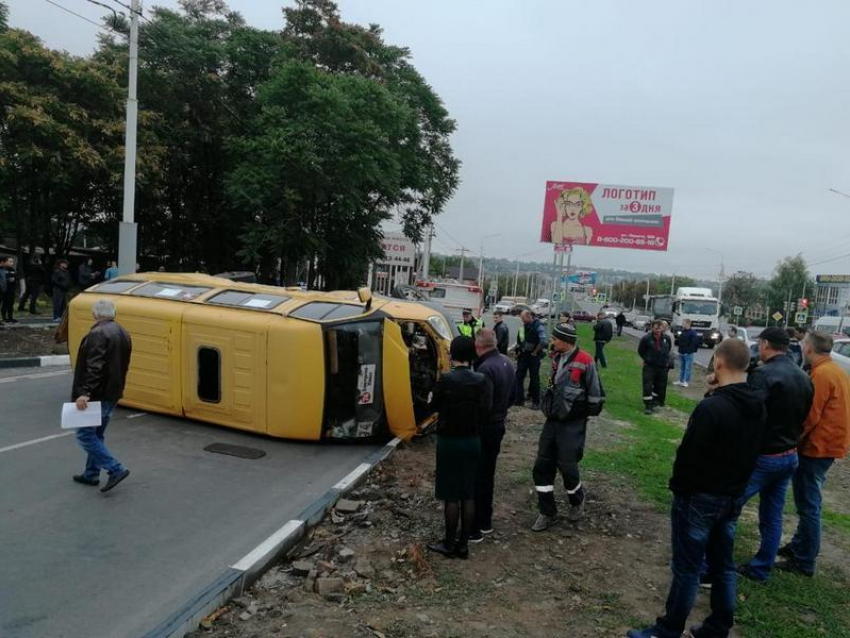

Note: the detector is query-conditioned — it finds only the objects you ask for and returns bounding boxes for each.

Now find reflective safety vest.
[458,318,483,338]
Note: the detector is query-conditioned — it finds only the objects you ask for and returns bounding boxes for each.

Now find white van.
[414,281,484,322]
[813,316,850,337]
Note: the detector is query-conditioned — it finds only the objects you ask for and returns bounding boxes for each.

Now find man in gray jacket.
[532,323,603,531]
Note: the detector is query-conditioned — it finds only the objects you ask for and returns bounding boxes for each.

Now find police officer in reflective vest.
[532,323,603,531]
[514,309,547,409]
[457,308,483,338]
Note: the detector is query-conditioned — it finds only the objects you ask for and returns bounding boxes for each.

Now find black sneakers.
[72,474,99,486]
[101,469,130,493]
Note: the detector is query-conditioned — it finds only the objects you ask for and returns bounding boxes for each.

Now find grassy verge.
[567,324,850,638]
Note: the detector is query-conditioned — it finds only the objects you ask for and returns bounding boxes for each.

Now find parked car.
[531,298,552,316]
[494,299,516,314]
[830,338,850,376]
[631,314,651,331]
[572,310,594,322]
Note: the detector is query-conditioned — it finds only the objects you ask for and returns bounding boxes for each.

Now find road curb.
[141,436,403,638]
[0,354,70,369]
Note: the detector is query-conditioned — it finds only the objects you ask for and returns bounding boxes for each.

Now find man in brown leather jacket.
[71,299,133,492]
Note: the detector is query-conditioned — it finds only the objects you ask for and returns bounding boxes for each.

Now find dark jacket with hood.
[670,383,766,497]
[593,319,613,342]
[748,353,814,454]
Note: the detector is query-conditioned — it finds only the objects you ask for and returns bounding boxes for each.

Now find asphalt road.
[0,367,381,638]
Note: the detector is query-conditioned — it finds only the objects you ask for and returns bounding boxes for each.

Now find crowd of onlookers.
[0,255,121,325]
[438,307,849,638]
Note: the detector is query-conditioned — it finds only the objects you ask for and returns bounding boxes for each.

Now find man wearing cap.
[777,331,850,577]
[457,308,484,339]
[531,323,602,531]
[735,326,813,582]
[492,310,510,355]
[515,309,548,409]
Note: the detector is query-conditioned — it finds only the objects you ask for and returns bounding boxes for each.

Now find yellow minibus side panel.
[68,294,184,416]
[267,319,325,441]
[181,308,271,434]
[382,319,417,441]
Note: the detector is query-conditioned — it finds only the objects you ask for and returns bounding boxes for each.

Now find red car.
[572,311,594,322]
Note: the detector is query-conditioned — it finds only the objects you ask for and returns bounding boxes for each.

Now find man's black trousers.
[642,365,669,408]
[474,425,504,533]
[533,418,587,517]
[515,353,542,405]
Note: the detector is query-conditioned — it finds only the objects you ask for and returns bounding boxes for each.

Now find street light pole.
[477,233,500,289]
[706,248,725,312]
[118,0,141,276]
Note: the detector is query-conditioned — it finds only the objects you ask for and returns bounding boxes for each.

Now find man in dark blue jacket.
[674,319,701,388]
[629,338,766,638]
[515,310,547,409]
[470,329,516,541]
[638,321,673,414]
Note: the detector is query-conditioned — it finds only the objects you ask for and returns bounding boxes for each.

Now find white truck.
[650,287,722,348]
[414,280,484,322]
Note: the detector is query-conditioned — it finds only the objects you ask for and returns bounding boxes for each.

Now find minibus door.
[382,319,417,440]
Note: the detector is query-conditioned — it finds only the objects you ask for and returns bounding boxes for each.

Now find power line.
[43,0,125,37]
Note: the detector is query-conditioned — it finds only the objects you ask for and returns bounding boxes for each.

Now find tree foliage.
[767,255,814,313]
[0,0,459,287]
[612,276,698,308]
[723,271,766,315]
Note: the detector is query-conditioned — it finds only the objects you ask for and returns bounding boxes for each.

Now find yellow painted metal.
[267,319,325,440]
[68,273,452,441]
[181,305,273,434]
[382,319,417,441]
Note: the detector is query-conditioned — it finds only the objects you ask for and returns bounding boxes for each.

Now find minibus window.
[90,280,143,294]
[323,322,384,438]
[291,302,363,321]
[197,347,221,403]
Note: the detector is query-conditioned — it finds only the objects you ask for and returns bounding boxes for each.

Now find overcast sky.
[7,0,850,280]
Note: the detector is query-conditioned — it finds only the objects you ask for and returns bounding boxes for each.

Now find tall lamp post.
[706,248,725,315]
[477,233,500,290]
[118,0,142,275]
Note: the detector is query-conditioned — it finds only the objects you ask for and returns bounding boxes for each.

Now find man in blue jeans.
[673,319,700,388]
[735,327,813,582]
[628,339,766,638]
[514,310,547,409]
[777,331,850,576]
[72,299,133,493]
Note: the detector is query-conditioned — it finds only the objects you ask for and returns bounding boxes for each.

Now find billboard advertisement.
[566,270,597,285]
[541,181,674,251]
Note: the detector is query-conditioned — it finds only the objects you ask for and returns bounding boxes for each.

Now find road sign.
[552,292,563,303]
[733,306,743,316]
[795,311,809,325]
[596,293,608,303]
[772,311,783,322]
[488,288,497,297]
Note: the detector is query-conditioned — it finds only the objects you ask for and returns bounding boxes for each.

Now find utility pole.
[118,0,141,276]
[645,278,650,313]
[670,273,675,295]
[420,224,433,280]
[477,233,500,289]
[513,256,520,297]
[457,247,469,282]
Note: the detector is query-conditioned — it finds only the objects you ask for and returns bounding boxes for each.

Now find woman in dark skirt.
[428,336,493,559]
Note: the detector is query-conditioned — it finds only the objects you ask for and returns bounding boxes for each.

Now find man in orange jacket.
[778,330,850,576]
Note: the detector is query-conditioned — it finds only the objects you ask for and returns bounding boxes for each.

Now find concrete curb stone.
[0,355,70,369]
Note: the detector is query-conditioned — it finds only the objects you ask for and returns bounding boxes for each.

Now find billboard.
[541,181,674,251]
[566,270,596,285]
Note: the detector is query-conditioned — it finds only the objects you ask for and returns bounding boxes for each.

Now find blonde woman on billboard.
[551,187,593,245]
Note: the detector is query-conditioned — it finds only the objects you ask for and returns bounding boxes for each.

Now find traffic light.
[800,298,809,308]
[783,301,788,311]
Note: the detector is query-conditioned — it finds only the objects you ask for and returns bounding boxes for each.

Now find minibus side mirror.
[358,287,373,311]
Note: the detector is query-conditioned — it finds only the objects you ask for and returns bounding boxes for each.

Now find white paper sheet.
[61,402,102,429]
[244,298,272,308]
[155,288,181,297]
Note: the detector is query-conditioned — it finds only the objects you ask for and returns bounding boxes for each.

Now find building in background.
[367,232,417,296]
[814,274,850,317]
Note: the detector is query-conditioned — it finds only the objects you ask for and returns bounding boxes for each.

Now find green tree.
[722,271,766,316]
[0,1,8,32]
[768,255,814,317]
[0,27,124,268]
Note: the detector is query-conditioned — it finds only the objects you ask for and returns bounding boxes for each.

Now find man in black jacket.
[471,329,516,541]
[592,312,613,368]
[51,259,72,321]
[0,255,18,323]
[18,256,45,315]
[615,311,627,337]
[492,310,510,355]
[735,327,813,582]
[638,320,673,414]
[72,299,133,493]
[628,339,766,638]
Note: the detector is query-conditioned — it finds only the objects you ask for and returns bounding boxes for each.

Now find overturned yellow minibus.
[68,273,454,441]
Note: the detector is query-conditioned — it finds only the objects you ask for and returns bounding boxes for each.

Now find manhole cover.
[204,443,266,460]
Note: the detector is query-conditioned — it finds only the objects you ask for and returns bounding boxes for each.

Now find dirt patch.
[193,407,722,638]
[0,326,67,358]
